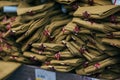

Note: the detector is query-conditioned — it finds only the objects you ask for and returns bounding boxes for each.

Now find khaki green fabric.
[99,70,120,80]
[47,51,74,58]
[41,65,74,72]
[50,58,84,66]
[0,0,120,79]
[66,42,81,57]
[0,61,21,80]
[31,48,53,55]
[23,52,47,62]
[55,0,76,4]
[80,0,112,6]
[74,5,120,19]
[32,43,64,52]
[76,58,119,75]
[102,38,120,48]
[17,2,54,15]
[72,18,116,33]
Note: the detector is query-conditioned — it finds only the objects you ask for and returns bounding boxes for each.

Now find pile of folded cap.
[0,0,120,80]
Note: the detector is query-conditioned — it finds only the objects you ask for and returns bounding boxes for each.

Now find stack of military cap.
[0,0,56,79]
[63,1,120,79]
[0,0,120,80]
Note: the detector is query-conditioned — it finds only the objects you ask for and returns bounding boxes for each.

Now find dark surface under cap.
[7,65,101,80]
